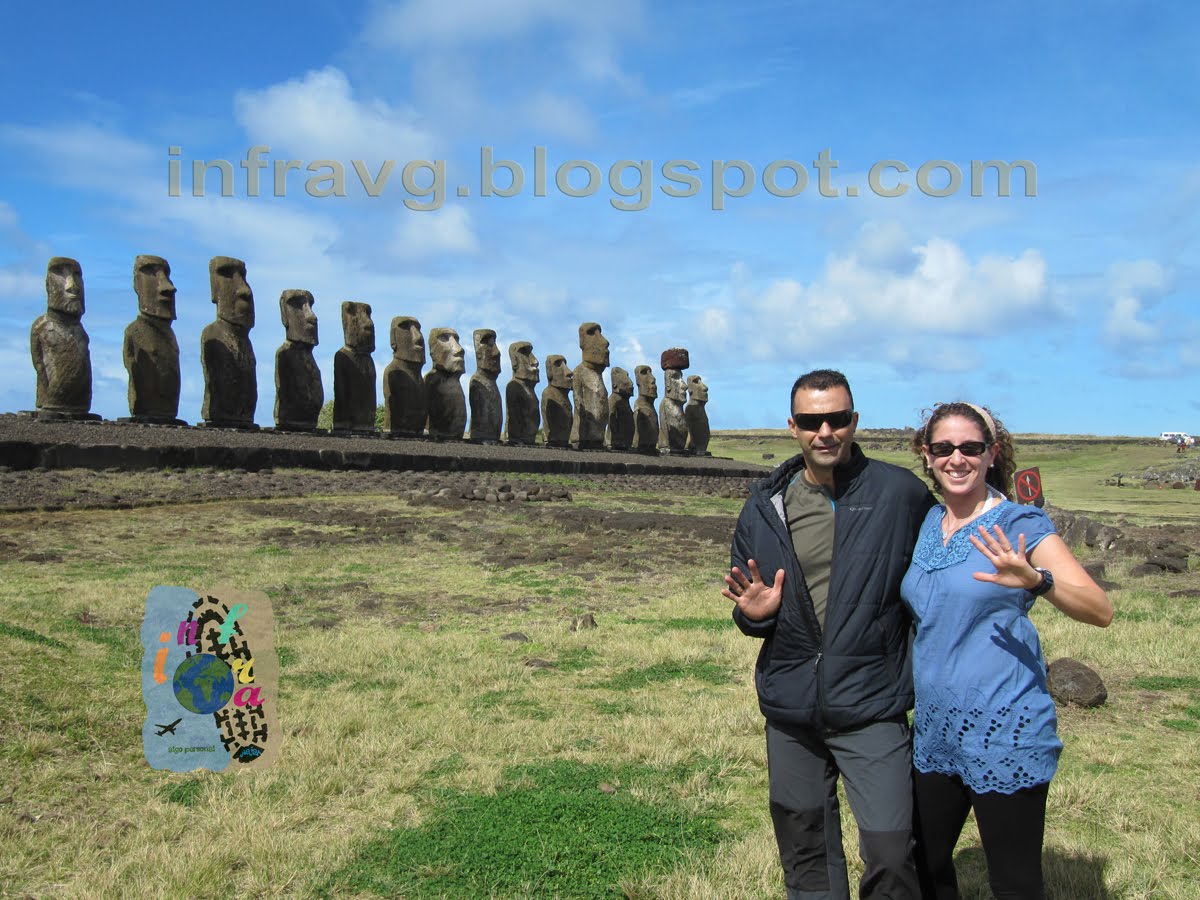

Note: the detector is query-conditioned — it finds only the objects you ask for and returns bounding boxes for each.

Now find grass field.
[1,438,1198,898]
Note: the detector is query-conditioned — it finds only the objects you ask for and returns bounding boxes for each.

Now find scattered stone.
[500,631,530,642]
[523,657,554,669]
[1131,555,1189,577]
[1047,658,1107,707]
[571,614,597,631]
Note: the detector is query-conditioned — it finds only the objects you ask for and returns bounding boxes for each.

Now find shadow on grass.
[953,846,1111,898]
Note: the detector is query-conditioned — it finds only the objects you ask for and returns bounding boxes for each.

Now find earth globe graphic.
[172,653,234,715]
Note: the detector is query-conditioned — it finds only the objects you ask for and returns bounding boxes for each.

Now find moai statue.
[273,290,323,431]
[201,256,257,428]
[607,367,634,450]
[468,328,503,443]
[570,322,609,449]
[659,347,689,453]
[424,327,466,440]
[632,365,659,453]
[504,341,540,445]
[333,301,376,433]
[30,257,97,420]
[382,316,427,436]
[541,354,573,448]
[122,255,182,424]
[685,374,711,456]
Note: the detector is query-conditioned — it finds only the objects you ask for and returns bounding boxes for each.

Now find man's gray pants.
[766,717,919,900]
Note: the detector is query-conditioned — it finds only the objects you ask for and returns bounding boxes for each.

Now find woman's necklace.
[941,487,1002,543]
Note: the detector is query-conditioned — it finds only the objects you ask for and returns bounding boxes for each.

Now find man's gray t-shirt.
[784,473,836,630]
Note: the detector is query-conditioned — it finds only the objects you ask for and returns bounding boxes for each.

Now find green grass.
[0,620,68,648]
[0,447,1197,898]
[1129,675,1200,691]
[321,759,725,899]
[597,660,732,691]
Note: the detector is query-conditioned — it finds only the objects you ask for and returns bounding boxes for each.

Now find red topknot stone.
[660,347,689,370]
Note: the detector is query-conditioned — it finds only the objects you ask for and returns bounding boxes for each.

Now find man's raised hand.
[722,558,785,621]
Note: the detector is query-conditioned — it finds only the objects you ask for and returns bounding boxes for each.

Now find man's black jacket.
[731,444,934,731]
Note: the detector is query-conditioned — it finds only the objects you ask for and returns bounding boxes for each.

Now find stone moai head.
[635,365,657,400]
[611,367,634,398]
[546,355,573,390]
[280,290,318,345]
[46,257,84,318]
[133,255,176,321]
[210,256,254,329]
[509,341,539,384]
[429,327,465,374]
[474,328,501,377]
[664,368,687,402]
[687,374,709,402]
[579,321,610,369]
[390,316,425,364]
[341,301,374,353]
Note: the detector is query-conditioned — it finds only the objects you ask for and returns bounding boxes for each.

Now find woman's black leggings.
[912,769,1050,900]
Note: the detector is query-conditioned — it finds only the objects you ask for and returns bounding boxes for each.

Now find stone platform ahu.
[23,254,721,459]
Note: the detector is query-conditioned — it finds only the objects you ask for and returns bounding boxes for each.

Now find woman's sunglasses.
[926,441,989,458]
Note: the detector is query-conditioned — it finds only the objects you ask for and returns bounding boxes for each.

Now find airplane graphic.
[155,718,182,736]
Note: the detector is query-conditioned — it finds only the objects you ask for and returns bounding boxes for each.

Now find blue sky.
[2,0,1197,435]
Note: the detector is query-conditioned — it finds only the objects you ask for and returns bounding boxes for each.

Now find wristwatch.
[1030,567,1054,596]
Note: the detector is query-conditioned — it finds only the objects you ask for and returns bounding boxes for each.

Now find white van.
[1161,431,1192,444]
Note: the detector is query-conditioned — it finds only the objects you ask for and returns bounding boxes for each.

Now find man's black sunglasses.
[926,441,989,458]
[790,409,854,431]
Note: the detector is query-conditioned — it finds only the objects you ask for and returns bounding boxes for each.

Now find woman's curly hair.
[910,401,1017,500]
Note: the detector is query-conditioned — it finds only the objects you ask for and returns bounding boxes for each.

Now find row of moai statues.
[28,256,712,453]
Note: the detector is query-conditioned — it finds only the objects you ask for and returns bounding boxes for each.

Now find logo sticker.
[140,586,279,771]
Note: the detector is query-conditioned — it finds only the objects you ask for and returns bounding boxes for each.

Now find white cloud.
[697,306,732,344]
[233,67,434,161]
[357,0,643,140]
[720,225,1051,360]
[0,122,155,190]
[0,269,42,300]
[1104,259,1172,344]
[522,91,595,142]
[500,281,572,316]
[364,0,640,49]
[670,77,770,110]
[392,206,479,261]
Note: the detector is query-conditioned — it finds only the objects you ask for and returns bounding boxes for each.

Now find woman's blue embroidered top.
[901,501,1060,794]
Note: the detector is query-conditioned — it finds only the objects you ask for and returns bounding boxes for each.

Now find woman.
[901,402,1112,899]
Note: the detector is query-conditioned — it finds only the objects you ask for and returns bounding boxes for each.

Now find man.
[722,369,933,900]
